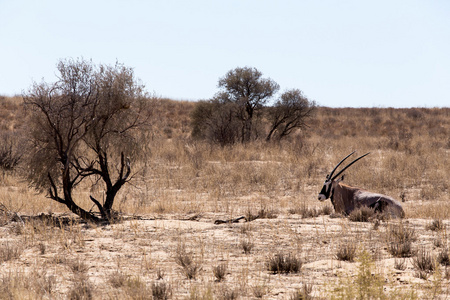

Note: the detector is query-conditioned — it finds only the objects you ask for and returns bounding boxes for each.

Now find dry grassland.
[0,96,449,299]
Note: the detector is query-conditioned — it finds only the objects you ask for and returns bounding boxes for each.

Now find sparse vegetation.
[335,241,357,262]
[290,283,313,300]
[267,253,302,274]
[151,281,172,300]
[348,206,376,222]
[412,247,436,279]
[191,67,315,145]
[212,263,227,282]
[427,219,445,231]
[387,222,416,258]
[175,244,202,280]
[0,93,449,298]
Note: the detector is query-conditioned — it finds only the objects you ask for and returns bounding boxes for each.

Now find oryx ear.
[336,175,345,183]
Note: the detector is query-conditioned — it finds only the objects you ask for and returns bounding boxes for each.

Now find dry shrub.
[336,242,357,262]
[267,253,302,274]
[67,280,93,300]
[348,206,376,222]
[217,285,239,300]
[212,263,227,282]
[290,283,313,300]
[427,219,445,231]
[108,270,129,288]
[386,222,416,258]
[175,245,202,279]
[437,249,450,266]
[240,239,254,254]
[66,258,90,275]
[412,247,435,279]
[0,241,23,263]
[151,281,172,300]
[394,258,407,271]
[289,203,332,218]
[252,284,268,298]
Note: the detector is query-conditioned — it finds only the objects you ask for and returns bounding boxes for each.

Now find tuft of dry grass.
[212,263,228,282]
[412,247,435,279]
[151,281,172,300]
[336,241,357,262]
[427,219,445,231]
[290,283,313,300]
[267,253,302,274]
[348,206,376,222]
[386,222,416,258]
[175,244,202,280]
[0,241,23,263]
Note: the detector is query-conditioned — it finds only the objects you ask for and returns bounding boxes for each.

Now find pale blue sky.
[1,0,449,107]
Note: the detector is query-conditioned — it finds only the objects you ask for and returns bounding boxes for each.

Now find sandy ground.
[1,210,449,299]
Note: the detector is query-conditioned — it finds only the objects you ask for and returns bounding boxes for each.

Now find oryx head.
[318,151,370,201]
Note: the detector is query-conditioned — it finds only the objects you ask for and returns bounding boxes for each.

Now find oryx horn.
[331,152,370,181]
[328,151,356,179]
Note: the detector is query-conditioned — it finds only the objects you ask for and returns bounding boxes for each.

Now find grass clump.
[151,281,172,300]
[67,280,93,300]
[348,206,376,222]
[289,204,333,218]
[437,248,450,266]
[267,253,302,274]
[412,247,435,279]
[0,241,23,263]
[240,239,254,254]
[175,244,202,279]
[427,219,445,231]
[386,222,416,258]
[394,258,407,271]
[329,250,386,299]
[290,283,313,300]
[336,242,357,262]
[212,263,227,282]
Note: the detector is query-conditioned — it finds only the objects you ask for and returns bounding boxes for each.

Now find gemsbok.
[318,151,405,218]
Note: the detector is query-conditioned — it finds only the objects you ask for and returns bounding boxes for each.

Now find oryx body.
[318,152,405,218]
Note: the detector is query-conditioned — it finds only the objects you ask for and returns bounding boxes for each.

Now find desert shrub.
[252,284,268,298]
[348,206,376,222]
[67,280,93,300]
[240,239,254,254]
[394,258,407,271]
[108,270,129,288]
[212,264,227,282]
[386,223,416,258]
[336,242,357,262]
[437,249,450,266]
[0,132,22,171]
[217,286,239,300]
[0,241,23,263]
[175,245,202,279]
[257,207,278,219]
[427,219,445,231]
[267,253,302,274]
[191,100,240,146]
[329,250,387,299]
[412,248,435,279]
[290,283,313,300]
[151,281,172,300]
[289,204,332,218]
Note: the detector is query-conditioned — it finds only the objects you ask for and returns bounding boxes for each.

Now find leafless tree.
[23,58,151,223]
